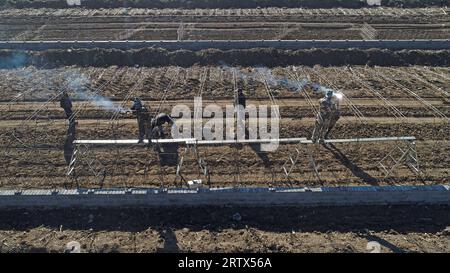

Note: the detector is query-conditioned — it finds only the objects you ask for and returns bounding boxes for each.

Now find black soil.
[1,48,450,68]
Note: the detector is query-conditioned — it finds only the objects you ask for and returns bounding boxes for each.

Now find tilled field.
[0,5,449,254]
[1,8,449,41]
[0,65,448,189]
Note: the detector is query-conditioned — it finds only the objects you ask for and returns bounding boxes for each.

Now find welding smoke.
[254,67,309,93]
[219,64,309,93]
[64,71,126,112]
[0,52,28,68]
[311,82,343,100]
[219,64,343,99]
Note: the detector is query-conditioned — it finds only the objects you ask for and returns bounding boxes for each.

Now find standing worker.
[140,108,152,144]
[60,91,73,121]
[234,88,247,140]
[311,90,339,143]
[129,97,150,143]
[236,88,246,109]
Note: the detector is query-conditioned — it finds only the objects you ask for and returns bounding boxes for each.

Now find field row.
[1,66,448,101]
[1,7,448,41]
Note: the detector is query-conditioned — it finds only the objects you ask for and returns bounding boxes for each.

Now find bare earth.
[0,205,449,253]
[0,65,448,189]
[0,7,449,253]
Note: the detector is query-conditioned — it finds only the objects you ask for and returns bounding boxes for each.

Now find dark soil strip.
[1,48,450,68]
[0,205,448,234]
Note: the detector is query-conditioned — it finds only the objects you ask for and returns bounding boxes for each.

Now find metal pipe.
[74,136,416,146]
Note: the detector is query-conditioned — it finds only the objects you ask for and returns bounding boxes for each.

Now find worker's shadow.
[156,228,180,253]
[359,233,408,253]
[63,119,77,166]
[238,126,270,167]
[324,143,378,185]
[250,143,272,168]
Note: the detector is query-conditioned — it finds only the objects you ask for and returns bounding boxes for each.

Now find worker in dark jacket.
[59,91,73,120]
[139,108,152,143]
[130,97,143,112]
[150,113,174,139]
[236,88,246,109]
[234,88,247,140]
[130,97,149,143]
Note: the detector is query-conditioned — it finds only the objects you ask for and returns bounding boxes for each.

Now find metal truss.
[175,141,210,188]
[377,140,422,179]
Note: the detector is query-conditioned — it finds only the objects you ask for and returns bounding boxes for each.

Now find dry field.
[0,65,448,189]
[0,8,449,41]
[0,6,449,253]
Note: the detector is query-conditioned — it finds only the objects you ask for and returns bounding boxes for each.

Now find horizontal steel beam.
[1,40,449,51]
[0,185,448,208]
[74,136,416,146]
[322,136,416,143]
[74,137,308,146]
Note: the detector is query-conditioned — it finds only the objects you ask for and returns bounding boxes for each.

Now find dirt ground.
[0,205,449,253]
[0,6,449,254]
[1,8,449,41]
[0,65,448,189]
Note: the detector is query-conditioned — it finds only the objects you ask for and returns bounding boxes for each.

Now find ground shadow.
[359,233,409,253]
[0,205,448,236]
[250,143,272,169]
[63,119,76,166]
[324,143,379,185]
[156,228,180,253]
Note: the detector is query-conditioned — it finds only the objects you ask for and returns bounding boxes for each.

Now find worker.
[234,88,247,141]
[129,97,148,143]
[140,108,153,144]
[150,113,174,139]
[236,88,246,109]
[130,97,143,112]
[312,90,338,143]
[324,92,341,139]
[59,91,73,121]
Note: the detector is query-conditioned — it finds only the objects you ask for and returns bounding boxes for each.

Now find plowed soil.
[0,65,448,189]
[1,8,449,41]
[0,7,449,253]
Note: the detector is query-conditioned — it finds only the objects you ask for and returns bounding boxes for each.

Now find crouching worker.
[324,93,341,139]
[150,113,174,140]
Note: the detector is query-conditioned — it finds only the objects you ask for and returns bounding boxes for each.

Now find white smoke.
[218,64,342,99]
[219,64,309,93]
[64,71,127,112]
[311,83,343,100]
